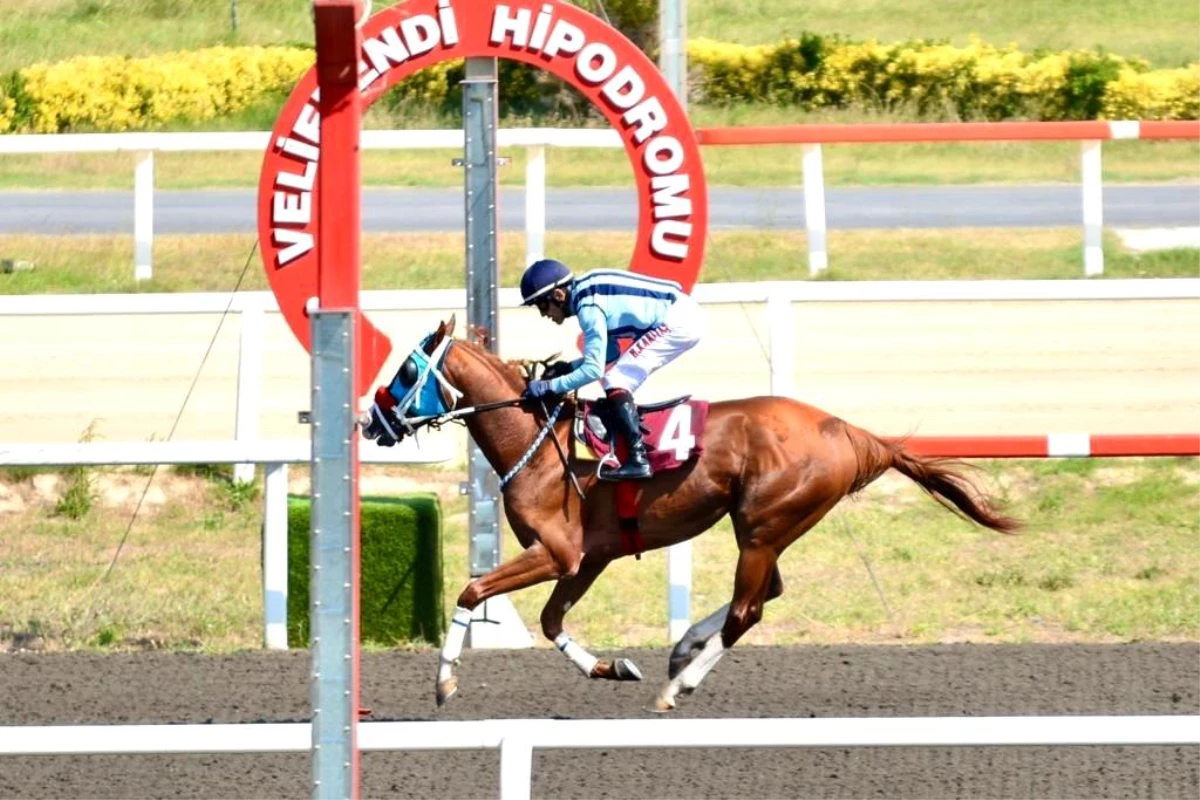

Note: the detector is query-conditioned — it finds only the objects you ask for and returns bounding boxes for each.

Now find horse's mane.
[456,325,528,392]
[458,324,579,417]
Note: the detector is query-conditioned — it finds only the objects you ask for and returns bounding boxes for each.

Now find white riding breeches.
[601,293,705,394]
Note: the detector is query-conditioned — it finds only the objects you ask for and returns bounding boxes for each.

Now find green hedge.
[2,32,1197,133]
[286,493,443,648]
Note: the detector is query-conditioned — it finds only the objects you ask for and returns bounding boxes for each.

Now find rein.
[498,399,566,490]
[403,397,525,430]
[384,334,584,497]
[406,397,581,497]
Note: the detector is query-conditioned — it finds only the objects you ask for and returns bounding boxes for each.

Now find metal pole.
[234,305,263,484]
[659,0,693,645]
[311,1,364,796]
[659,0,687,112]
[309,310,357,800]
[463,58,502,580]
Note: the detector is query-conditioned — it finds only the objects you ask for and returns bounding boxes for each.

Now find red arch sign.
[258,0,708,384]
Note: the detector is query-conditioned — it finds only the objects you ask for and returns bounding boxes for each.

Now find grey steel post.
[309,310,356,799]
[463,57,502,578]
[659,0,693,643]
[659,0,687,111]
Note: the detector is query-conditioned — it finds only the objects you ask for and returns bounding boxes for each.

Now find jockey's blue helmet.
[520,258,573,306]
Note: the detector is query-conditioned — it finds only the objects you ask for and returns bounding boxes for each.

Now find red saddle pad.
[578,399,709,472]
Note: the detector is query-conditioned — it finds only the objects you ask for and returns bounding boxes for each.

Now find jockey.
[519,258,705,481]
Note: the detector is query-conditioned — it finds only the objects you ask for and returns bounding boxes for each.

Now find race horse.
[364,316,1019,710]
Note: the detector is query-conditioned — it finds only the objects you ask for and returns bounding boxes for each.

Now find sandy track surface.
[1,643,1196,799]
[2,299,1197,455]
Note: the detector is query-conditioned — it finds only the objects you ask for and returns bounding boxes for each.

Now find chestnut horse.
[368,316,1018,711]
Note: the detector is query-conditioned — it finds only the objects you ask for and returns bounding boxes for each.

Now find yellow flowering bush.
[1103,64,1200,120]
[0,37,1195,133]
[687,35,1197,121]
[380,61,458,109]
[14,46,312,133]
[0,95,14,133]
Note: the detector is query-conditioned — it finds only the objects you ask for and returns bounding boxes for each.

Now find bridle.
[364,334,582,496]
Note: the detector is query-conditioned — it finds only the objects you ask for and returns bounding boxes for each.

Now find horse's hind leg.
[540,556,643,682]
[668,565,783,678]
[655,547,778,711]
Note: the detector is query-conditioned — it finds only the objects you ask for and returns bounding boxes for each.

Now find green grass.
[6,457,1194,651]
[0,470,265,651]
[0,229,1195,296]
[0,0,312,72]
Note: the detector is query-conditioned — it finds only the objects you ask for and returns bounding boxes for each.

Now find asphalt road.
[2,184,1197,234]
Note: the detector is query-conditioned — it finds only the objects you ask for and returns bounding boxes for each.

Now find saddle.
[574,394,709,473]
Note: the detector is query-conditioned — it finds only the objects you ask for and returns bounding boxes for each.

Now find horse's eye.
[399,358,419,386]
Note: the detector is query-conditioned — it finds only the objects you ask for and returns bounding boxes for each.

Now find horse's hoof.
[436,678,458,708]
[613,658,643,681]
[652,694,676,713]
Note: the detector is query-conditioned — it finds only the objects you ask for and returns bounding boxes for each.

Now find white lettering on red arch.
[258,0,708,381]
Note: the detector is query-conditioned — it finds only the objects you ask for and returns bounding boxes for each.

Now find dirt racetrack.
[2,643,1197,799]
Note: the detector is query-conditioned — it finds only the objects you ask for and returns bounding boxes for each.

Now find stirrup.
[599,456,653,482]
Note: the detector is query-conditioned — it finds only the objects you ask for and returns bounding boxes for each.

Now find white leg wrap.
[438,606,472,682]
[659,635,726,707]
[678,635,726,689]
[554,632,599,677]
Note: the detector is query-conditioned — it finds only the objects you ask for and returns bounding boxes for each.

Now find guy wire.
[70,239,261,640]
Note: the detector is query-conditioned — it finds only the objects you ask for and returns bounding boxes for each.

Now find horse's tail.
[845,425,1020,533]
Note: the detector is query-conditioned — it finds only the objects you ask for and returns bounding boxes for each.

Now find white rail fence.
[0,126,1172,280]
[0,439,450,651]
[4,277,1195,450]
[1,715,1196,800]
[2,278,1198,648]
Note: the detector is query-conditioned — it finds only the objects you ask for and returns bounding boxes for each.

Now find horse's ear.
[429,315,456,353]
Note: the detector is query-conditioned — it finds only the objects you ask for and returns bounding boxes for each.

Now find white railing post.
[667,540,691,643]
[263,460,289,650]
[234,304,264,484]
[524,144,546,267]
[1081,140,1104,276]
[767,288,794,397]
[499,730,533,800]
[134,151,154,281]
[802,143,828,275]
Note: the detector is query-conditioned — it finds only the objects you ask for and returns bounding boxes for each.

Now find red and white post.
[309,1,364,798]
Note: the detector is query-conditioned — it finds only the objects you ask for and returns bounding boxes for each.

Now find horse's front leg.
[540,555,643,682]
[437,542,562,706]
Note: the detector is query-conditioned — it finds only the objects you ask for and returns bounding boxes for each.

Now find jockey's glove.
[523,378,553,399]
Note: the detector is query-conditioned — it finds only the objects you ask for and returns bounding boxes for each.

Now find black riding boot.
[600,389,653,481]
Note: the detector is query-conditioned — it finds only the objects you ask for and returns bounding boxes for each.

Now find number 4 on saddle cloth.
[575,395,709,473]
[574,395,709,556]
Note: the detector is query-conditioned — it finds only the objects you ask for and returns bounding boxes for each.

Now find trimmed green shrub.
[286,493,443,648]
